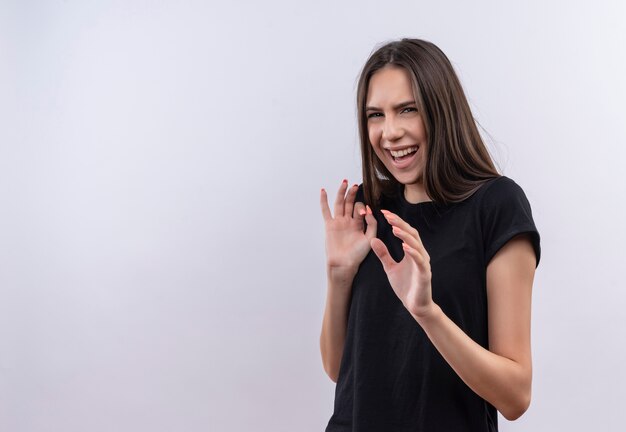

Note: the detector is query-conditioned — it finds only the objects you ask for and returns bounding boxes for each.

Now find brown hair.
[357,38,500,209]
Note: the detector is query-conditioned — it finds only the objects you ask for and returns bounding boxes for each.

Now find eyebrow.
[365,100,416,111]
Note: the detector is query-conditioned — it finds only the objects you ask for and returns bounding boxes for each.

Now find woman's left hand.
[370,209,436,319]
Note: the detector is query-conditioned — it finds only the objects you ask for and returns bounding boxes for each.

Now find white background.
[1,0,625,431]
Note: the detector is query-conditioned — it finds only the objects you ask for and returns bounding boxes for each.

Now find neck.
[404,183,431,204]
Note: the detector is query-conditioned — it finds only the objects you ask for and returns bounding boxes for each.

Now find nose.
[382,116,404,142]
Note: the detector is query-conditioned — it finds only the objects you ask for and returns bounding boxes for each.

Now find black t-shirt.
[325,176,541,432]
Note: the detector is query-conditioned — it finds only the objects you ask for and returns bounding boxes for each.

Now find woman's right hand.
[320,179,378,285]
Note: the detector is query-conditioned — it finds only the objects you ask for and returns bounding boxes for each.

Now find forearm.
[415,304,531,420]
[320,274,353,382]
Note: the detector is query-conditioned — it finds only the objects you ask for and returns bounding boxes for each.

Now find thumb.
[370,238,397,271]
[354,202,366,232]
[363,205,377,241]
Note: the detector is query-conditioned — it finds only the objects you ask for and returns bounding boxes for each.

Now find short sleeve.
[480,177,541,268]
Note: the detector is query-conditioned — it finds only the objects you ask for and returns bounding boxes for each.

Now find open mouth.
[387,146,419,166]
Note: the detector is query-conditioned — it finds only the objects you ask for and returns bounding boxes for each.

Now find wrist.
[411,302,442,327]
[326,264,358,286]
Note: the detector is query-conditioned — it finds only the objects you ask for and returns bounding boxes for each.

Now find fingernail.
[359,209,366,216]
[342,179,348,184]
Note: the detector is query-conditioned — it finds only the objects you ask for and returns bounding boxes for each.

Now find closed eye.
[366,107,417,119]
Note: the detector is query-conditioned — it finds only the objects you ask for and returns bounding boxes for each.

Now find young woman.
[319,39,541,431]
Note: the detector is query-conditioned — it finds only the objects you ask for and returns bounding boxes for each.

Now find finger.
[344,184,359,219]
[402,243,430,273]
[320,188,332,221]
[354,201,365,218]
[333,179,349,218]
[380,209,414,233]
[412,227,430,262]
[391,226,422,253]
[370,238,397,270]
[354,202,366,232]
[381,209,429,260]
[364,205,377,241]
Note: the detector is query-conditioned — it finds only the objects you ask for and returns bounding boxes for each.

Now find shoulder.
[480,175,525,201]
[354,182,400,208]
[477,176,533,213]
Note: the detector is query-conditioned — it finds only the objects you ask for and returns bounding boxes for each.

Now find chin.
[393,173,422,185]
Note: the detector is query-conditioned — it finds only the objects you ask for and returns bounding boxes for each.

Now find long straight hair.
[356,39,500,209]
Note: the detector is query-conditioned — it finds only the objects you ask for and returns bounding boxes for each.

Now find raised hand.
[320,179,377,284]
[370,209,435,318]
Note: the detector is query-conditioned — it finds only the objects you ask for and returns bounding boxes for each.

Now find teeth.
[389,146,418,157]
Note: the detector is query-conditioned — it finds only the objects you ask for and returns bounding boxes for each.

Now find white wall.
[1,0,625,430]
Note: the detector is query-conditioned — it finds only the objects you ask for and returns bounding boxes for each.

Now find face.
[365,66,428,196]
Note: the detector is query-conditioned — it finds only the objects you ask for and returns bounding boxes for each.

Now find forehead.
[366,66,415,104]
